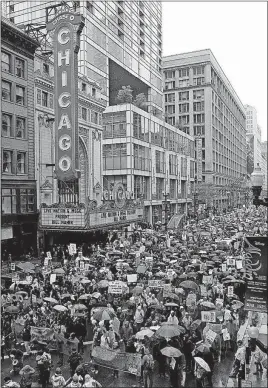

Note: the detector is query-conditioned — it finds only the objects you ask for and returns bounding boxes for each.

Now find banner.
[54,332,79,355]
[186,293,197,308]
[244,237,268,313]
[108,281,123,294]
[201,311,216,323]
[92,346,141,375]
[202,275,213,285]
[127,274,137,284]
[148,280,164,288]
[30,327,54,343]
[205,329,217,345]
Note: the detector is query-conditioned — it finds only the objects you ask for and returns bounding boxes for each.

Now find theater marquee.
[47,12,84,181]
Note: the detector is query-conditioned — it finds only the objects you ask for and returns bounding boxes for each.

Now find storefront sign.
[41,206,86,227]
[244,237,267,313]
[47,12,84,181]
[201,311,216,323]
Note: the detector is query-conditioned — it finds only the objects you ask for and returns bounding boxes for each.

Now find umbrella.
[91,292,101,299]
[165,302,179,307]
[175,288,185,295]
[78,294,91,300]
[136,329,154,340]
[98,280,109,288]
[15,291,28,297]
[93,307,116,321]
[155,323,185,339]
[194,357,211,372]
[200,301,216,309]
[132,286,144,295]
[53,305,67,312]
[179,280,199,291]
[80,279,91,284]
[155,271,165,277]
[43,297,58,304]
[53,268,65,275]
[195,343,211,354]
[161,346,182,358]
[178,274,187,280]
[165,293,180,302]
[5,305,19,313]
[61,293,71,299]
[231,300,244,308]
[73,303,87,310]
[137,265,147,274]
[190,319,202,330]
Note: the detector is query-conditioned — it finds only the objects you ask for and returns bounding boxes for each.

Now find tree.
[133,93,147,109]
[116,85,133,104]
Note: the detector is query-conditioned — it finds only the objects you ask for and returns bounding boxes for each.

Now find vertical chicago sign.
[47,12,84,181]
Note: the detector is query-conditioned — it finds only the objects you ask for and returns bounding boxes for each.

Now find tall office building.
[245,104,262,169]
[6,1,163,116]
[163,49,247,208]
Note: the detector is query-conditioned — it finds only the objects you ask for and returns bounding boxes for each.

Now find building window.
[193,77,205,86]
[194,114,205,124]
[16,117,26,138]
[82,82,86,92]
[133,144,151,171]
[194,126,205,136]
[2,52,11,73]
[43,63,49,74]
[165,70,175,79]
[82,107,87,120]
[165,105,175,114]
[15,57,25,78]
[92,88,96,97]
[103,143,127,170]
[179,68,189,77]
[155,150,165,173]
[20,189,35,213]
[179,91,189,101]
[16,85,25,105]
[1,189,17,214]
[193,101,205,112]
[2,150,13,173]
[178,115,189,125]
[165,93,175,103]
[193,89,204,99]
[2,80,12,101]
[179,79,189,87]
[42,91,48,107]
[2,114,12,137]
[17,152,26,174]
[165,81,175,90]
[193,66,205,75]
[179,103,189,113]
[92,111,99,124]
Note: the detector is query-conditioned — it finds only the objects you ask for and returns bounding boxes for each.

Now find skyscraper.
[7,1,163,116]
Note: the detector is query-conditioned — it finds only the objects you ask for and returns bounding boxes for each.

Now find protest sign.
[221,264,227,272]
[209,323,222,334]
[46,252,52,259]
[69,243,77,255]
[227,286,234,297]
[108,281,123,294]
[227,258,235,266]
[44,258,49,266]
[186,293,197,308]
[201,311,216,323]
[50,274,56,284]
[236,260,243,270]
[32,294,37,304]
[148,280,164,288]
[166,269,174,281]
[127,274,138,284]
[92,346,141,376]
[205,329,217,345]
[26,275,32,284]
[202,275,213,285]
[30,326,54,343]
[85,263,89,270]
[11,263,15,271]
[80,261,85,269]
[222,328,231,341]
[54,332,79,355]
[200,285,207,297]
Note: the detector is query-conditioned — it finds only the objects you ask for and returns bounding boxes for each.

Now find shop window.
[1,189,17,214]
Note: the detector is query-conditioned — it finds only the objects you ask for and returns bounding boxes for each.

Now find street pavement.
[1,347,235,387]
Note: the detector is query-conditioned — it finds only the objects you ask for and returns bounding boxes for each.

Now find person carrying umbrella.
[168,311,179,325]
[194,357,211,388]
[141,347,154,388]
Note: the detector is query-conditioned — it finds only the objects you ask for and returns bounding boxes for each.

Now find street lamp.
[250,163,268,207]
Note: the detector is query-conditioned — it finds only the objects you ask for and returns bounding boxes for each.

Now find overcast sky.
[162,1,267,141]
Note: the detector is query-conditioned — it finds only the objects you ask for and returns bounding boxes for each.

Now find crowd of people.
[1,205,267,388]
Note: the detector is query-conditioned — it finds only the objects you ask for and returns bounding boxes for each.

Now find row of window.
[2,150,27,175]
[165,101,205,114]
[164,66,204,79]
[2,188,35,214]
[36,89,54,109]
[165,77,205,90]
[2,51,26,78]
[79,106,102,125]
[2,79,26,105]
[2,114,26,139]
[165,90,205,103]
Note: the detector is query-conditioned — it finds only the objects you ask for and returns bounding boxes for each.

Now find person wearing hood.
[51,368,66,388]
[168,311,179,325]
[66,374,82,388]
[82,373,102,388]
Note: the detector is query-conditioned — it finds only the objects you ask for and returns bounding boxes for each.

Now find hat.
[55,367,62,375]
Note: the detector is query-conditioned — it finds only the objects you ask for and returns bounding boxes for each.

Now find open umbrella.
[93,307,116,321]
[231,300,244,308]
[194,357,211,372]
[53,268,65,275]
[91,292,101,299]
[98,280,109,288]
[178,274,187,280]
[61,293,71,299]
[200,301,216,309]
[165,302,179,307]
[179,280,199,291]
[149,304,165,311]
[80,279,91,285]
[136,329,154,340]
[174,288,185,295]
[195,343,211,354]
[73,303,87,310]
[5,305,19,313]
[53,305,68,312]
[161,346,182,358]
[43,297,58,304]
[132,286,144,295]
[78,294,91,300]
[15,291,28,298]
[155,323,185,339]
[187,272,198,278]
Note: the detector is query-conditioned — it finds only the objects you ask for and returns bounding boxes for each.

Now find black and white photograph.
[1,1,267,387]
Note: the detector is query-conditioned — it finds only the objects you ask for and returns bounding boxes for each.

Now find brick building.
[1,17,39,257]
